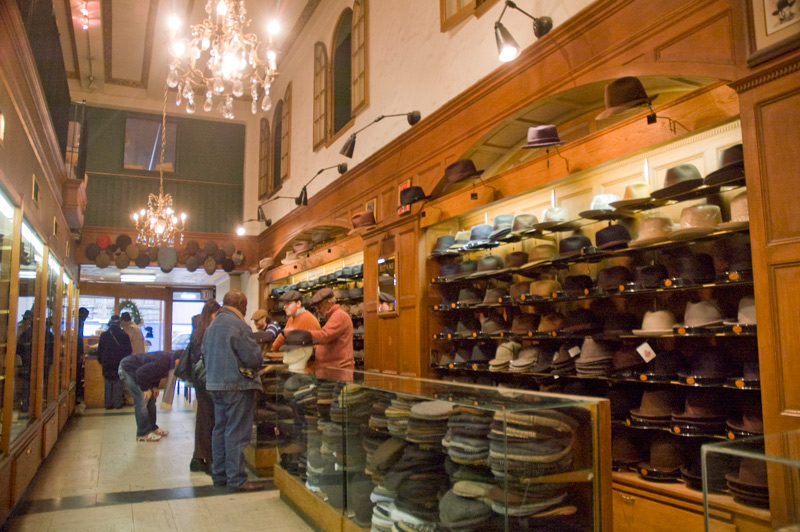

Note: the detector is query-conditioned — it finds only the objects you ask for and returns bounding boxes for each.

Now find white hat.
[633,310,677,336]
[718,191,749,231]
[680,300,724,328]
[670,204,722,240]
[629,213,674,247]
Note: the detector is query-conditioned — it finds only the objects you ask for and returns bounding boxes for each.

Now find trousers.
[210,390,255,491]
[118,368,158,437]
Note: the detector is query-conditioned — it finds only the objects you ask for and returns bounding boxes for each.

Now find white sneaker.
[136,432,162,442]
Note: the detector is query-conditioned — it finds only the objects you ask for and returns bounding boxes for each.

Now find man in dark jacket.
[118,351,174,442]
[202,290,270,492]
[96,315,131,409]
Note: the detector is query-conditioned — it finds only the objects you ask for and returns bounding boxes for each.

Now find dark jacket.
[97,325,132,380]
[202,307,263,392]
[119,352,172,391]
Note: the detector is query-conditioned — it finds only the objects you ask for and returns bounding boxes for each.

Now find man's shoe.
[154,428,169,437]
[189,458,206,472]
[231,481,264,492]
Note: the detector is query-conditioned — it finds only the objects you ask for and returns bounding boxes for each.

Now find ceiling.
[80,264,229,286]
[53,0,317,111]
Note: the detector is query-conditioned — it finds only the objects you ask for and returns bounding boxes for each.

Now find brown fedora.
[115,252,131,269]
[185,255,199,272]
[596,77,656,120]
[293,240,313,254]
[95,251,110,269]
[203,256,217,275]
[157,246,178,273]
[444,160,483,184]
[630,389,683,420]
[349,211,376,234]
[135,252,150,268]
[125,242,140,260]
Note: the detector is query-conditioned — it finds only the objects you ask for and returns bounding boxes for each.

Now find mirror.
[378,257,396,313]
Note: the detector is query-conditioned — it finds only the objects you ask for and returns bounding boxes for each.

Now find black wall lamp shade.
[339,111,422,158]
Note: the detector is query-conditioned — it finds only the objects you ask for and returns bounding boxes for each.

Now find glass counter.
[260,366,610,531]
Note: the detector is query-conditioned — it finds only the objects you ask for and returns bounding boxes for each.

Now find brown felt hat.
[310,287,335,306]
[203,256,217,275]
[349,211,376,234]
[125,242,140,260]
[596,77,656,120]
[115,252,130,269]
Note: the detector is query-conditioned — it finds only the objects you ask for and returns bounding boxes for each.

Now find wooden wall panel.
[772,265,800,416]
[363,239,380,372]
[397,227,419,376]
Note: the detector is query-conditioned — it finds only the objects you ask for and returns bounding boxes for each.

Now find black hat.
[704,144,744,187]
[596,224,632,250]
[115,234,133,250]
[596,266,633,292]
[562,309,603,333]
[559,235,592,258]
[635,264,668,288]
[400,186,430,207]
[651,164,704,200]
[677,253,716,284]
[222,258,235,272]
[563,275,593,294]
[279,329,314,351]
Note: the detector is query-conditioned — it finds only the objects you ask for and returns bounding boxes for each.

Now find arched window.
[272,100,283,193]
[331,9,353,134]
[258,118,270,198]
[280,84,291,183]
[351,0,368,113]
[313,43,328,149]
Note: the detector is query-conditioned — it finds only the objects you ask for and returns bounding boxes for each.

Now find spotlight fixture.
[236,205,272,235]
[494,0,552,63]
[295,162,349,206]
[339,111,421,158]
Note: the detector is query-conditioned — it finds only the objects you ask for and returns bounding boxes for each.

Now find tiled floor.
[3,392,313,532]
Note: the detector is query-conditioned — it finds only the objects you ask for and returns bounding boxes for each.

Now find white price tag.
[568,346,581,358]
[637,342,657,363]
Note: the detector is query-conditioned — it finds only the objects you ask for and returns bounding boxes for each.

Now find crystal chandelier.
[166,0,279,120]
[131,90,186,246]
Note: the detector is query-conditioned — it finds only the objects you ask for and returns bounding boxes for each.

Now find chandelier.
[131,90,186,246]
[166,0,279,120]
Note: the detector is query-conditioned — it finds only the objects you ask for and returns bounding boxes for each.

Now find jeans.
[118,368,158,437]
[210,390,255,491]
[104,377,124,409]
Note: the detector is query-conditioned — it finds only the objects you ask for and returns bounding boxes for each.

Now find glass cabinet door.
[60,273,71,393]
[0,191,14,450]
[44,253,60,408]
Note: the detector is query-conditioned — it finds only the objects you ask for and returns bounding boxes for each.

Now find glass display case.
[0,189,13,451]
[262,366,610,531]
[702,432,800,531]
[44,253,60,408]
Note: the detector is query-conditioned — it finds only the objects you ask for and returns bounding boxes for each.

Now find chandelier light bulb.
[267,19,280,35]
[171,40,187,57]
[132,212,139,221]
[216,1,227,16]
[180,212,187,221]
[168,14,180,32]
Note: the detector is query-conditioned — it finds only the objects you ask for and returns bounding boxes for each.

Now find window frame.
[313,42,329,150]
[351,0,368,115]
[258,117,271,199]
[280,84,291,184]
[270,99,284,196]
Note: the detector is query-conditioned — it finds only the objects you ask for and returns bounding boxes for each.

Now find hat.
[612,346,645,373]
[455,317,481,337]
[148,246,160,262]
[563,275,593,294]
[488,214,514,240]
[310,287,334,306]
[726,458,768,490]
[641,349,686,379]
[185,255,199,272]
[115,252,131,269]
[562,309,603,333]
[282,252,299,265]
[528,279,561,299]
[447,230,472,252]
[457,287,482,305]
[293,241,313,254]
[464,224,494,249]
[108,314,121,324]
[676,253,716,284]
[679,348,733,380]
[222,258,235,273]
[718,190,749,231]
[96,233,111,249]
[639,436,683,477]
[610,183,655,211]
[483,287,508,304]
[251,309,268,322]
[705,144,744,187]
[634,264,668,289]
[444,160,484,184]
[470,255,504,277]
[95,251,110,268]
[279,290,303,303]
[520,244,557,269]
[630,389,683,420]
[596,224,632,249]
[184,240,199,255]
[280,329,314,351]
[311,230,331,245]
[203,241,219,255]
[601,312,639,336]
[509,213,539,236]
[454,260,478,278]
[510,314,538,335]
[481,316,506,336]
[400,186,430,207]
[633,310,677,335]
[579,193,621,219]
[213,249,226,264]
[522,124,563,148]
[203,256,217,275]
[509,282,529,301]
[680,300,723,328]
[613,431,645,466]
[597,266,633,292]
[135,252,150,268]
[596,77,656,120]
[222,240,235,257]
[437,263,459,279]
[532,206,570,230]
[431,235,456,256]
[670,204,722,240]
[470,344,493,362]
[629,213,674,247]
[349,211,376,234]
[559,235,592,258]
[84,243,101,260]
[115,234,132,250]
[232,250,245,266]
[651,164,704,200]
[537,313,564,333]
[259,257,275,270]
[724,296,756,326]
[501,251,528,271]
[671,391,729,421]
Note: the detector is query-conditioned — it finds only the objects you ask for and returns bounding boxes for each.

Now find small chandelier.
[166,0,279,120]
[131,90,187,246]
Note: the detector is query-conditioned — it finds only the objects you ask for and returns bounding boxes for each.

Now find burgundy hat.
[522,125,563,149]
[349,211,376,234]
[444,160,484,184]
[596,77,656,120]
[671,390,729,421]
[84,243,101,260]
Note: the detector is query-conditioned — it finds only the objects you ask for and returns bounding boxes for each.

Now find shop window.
[271,100,284,194]
[280,84,291,184]
[123,116,177,172]
[78,295,115,338]
[313,42,329,149]
[332,9,353,134]
[351,0,368,114]
[258,118,271,199]
[129,298,164,352]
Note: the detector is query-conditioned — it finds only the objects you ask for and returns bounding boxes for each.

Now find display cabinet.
[269,367,611,532]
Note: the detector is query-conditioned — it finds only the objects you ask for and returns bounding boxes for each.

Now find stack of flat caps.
[386,396,421,438]
[489,341,521,372]
[438,488,497,531]
[629,389,683,427]
[442,406,493,466]
[366,436,406,482]
[406,400,455,447]
[369,396,393,435]
[575,338,615,376]
[510,346,539,373]
[383,445,449,522]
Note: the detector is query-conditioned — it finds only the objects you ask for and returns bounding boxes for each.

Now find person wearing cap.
[120,312,146,355]
[271,290,321,354]
[201,290,265,492]
[118,351,177,442]
[308,288,355,371]
[250,308,283,357]
[96,315,132,409]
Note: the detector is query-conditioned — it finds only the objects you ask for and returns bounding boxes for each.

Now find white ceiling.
[80,264,230,286]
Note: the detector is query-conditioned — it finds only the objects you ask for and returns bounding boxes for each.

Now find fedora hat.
[464,224,494,249]
[629,213,674,247]
[705,144,745,187]
[501,251,528,271]
[487,214,514,240]
[222,258,235,272]
[95,251,110,268]
[532,206,569,230]
[563,275,593,294]
[641,349,686,379]
[633,310,677,335]
[349,211,376,234]
[437,263,459,279]
[596,224,632,250]
[601,312,639,336]
[454,259,478,278]
[282,251,299,265]
[259,257,274,270]
[467,255,504,278]
[483,286,508,304]
[507,213,539,238]
[135,252,150,268]
[613,431,645,467]
[670,204,722,240]
[596,77,656,120]
[311,230,331,245]
[634,264,668,289]
[718,190,749,231]
[400,186,430,207]
[723,296,756,326]
[481,316,506,336]
[651,164,704,200]
[612,346,646,374]
[671,390,729,422]
[203,256,217,275]
[630,389,683,420]
[96,233,111,249]
[470,344,494,362]
[455,316,481,337]
[609,183,656,211]
[115,234,132,250]
[563,309,603,333]
[293,240,313,254]
[558,235,592,258]
[431,235,456,257]
[579,193,621,220]
[509,282,529,301]
[597,266,633,292]
[676,253,716,284]
[115,252,131,269]
[157,246,177,273]
[511,314,538,335]
[185,240,200,255]
[520,244,557,270]
[447,230,472,252]
[185,255,199,272]
[222,240,235,257]
[639,436,683,478]
[279,329,314,351]
[522,125,563,149]
[537,313,564,333]
[726,458,768,491]
[457,287,482,305]
[85,243,101,260]
[528,279,562,299]
[679,300,723,328]
[444,160,484,184]
[727,401,763,434]
[679,347,734,380]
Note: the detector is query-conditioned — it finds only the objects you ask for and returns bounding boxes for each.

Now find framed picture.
[742,0,800,66]
[365,197,376,218]
[397,179,411,215]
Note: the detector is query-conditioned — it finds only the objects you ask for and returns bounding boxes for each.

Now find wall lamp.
[495,1,552,63]
[296,162,349,206]
[339,111,421,158]
[236,204,272,235]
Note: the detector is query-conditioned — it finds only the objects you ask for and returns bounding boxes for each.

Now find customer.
[120,312,146,354]
[251,308,283,356]
[118,351,175,442]
[308,288,355,370]
[96,315,131,409]
[271,290,321,353]
[188,299,221,474]
[76,307,89,403]
[202,289,268,492]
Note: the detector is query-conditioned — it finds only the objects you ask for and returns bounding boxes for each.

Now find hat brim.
[650,178,705,199]
[488,228,512,240]
[717,220,749,231]
[348,224,375,235]
[726,419,762,434]
[668,227,716,241]
[522,139,563,149]
[609,197,666,211]
[628,235,670,247]
[547,220,584,232]
[578,209,617,221]
[704,162,745,187]
[279,344,314,352]
[632,329,674,336]
[596,95,656,120]
[519,259,554,271]
[446,169,484,184]
[282,257,299,265]
[596,239,632,250]
[400,195,431,208]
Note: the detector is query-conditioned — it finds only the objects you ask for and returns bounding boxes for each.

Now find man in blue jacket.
[202,289,270,492]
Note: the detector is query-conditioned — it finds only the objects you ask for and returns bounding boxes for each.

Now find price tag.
[673,426,681,434]
[618,285,625,292]
[568,346,581,358]
[677,327,687,336]
[728,432,735,440]
[735,379,745,389]
[686,376,696,385]
[639,374,648,381]
[729,271,740,281]
[640,468,648,476]
[448,364,454,369]
[664,279,673,287]
[637,342,657,363]
[551,292,558,299]
[451,303,457,309]
[585,288,590,295]
[472,364,478,370]
[625,418,632,426]
[733,325,743,334]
